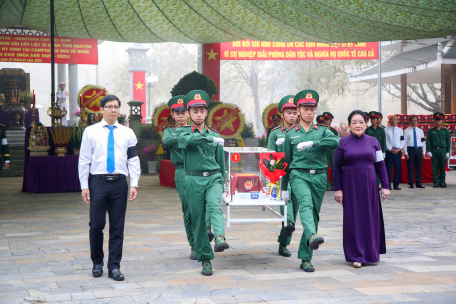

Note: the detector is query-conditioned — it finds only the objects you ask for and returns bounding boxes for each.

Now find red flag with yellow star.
[203,43,220,101]
[132,71,146,123]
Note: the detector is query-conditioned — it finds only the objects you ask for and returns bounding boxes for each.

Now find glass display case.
[223,147,287,227]
[449,137,456,169]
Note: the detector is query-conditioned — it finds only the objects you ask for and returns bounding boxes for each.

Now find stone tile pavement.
[0,172,456,304]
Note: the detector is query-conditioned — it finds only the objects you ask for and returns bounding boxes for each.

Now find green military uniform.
[267,114,282,140]
[282,90,339,271]
[322,112,339,191]
[177,90,228,275]
[426,112,451,188]
[162,96,195,259]
[0,124,10,177]
[267,95,299,257]
[366,112,386,188]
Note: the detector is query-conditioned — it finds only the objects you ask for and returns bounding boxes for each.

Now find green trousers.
[277,184,299,246]
[289,170,326,261]
[175,168,194,247]
[431,148,447,186]
[185,173,225,261]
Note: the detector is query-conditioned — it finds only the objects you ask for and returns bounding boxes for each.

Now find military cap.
[316,115,324,123]
[278,95,296,113]
[368,111,380,119]
[184,90,210,109]
[433,112,444,120]
[271,114,281,121]
[378,112,383,119]
[167,115,173,122]
[168,95,186,112]
[294,89,319,107]
[323,112,334,120]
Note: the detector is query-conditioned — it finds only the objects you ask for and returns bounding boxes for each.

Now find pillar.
[441,64,452,113]
[57,64,68,123]
[400,41,407,114]
[67,64,79,126]
[126,44,150,123]
[451,65,456,114]
[128,100,144,135]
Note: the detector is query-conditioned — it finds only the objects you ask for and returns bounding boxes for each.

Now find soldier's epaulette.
[380,125,385,128]
[271,125,282,132]
[316,123,326,127]
[0,123,4,126]
[286,127,295,133]
[207,126,219,133]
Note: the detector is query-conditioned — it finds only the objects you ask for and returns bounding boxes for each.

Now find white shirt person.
[403,126,426,156]
[78,95,140,281]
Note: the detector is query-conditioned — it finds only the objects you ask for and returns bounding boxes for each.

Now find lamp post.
[146,73,158,123]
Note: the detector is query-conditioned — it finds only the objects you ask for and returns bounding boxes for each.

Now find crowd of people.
[76,90,452,280]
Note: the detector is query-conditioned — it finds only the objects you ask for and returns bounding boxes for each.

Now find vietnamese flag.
[132,71,146,123]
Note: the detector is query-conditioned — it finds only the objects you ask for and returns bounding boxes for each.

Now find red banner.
[203,43,221,100]
[0,34,98,64]
[132,71,146,123]
[220,40,378,60]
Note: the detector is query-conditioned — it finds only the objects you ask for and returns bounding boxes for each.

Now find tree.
[170,71,218,98]
[383,83,441,112]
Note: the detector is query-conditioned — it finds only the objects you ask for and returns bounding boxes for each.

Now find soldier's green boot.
[278,244,291,257]
[214,234,229,252]
[189,245,197,260]
[283,220,295,237]
[207,227,214,242]
[300,260,315,272]
[307,233,324,250]
[201,259,212,276]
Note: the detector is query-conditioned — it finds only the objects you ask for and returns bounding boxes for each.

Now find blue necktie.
[392,127,396,148]
[106,125,116,174]
[413,128,417,149]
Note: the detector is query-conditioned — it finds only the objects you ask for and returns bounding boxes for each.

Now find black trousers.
[406,147,423,185]
[89,175,128,270]
[385,150,402,188]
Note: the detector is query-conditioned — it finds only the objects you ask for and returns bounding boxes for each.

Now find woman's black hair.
[100,95,121,108]
[348,110,367,124]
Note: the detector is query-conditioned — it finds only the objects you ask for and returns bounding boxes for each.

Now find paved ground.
[1,172,456,304]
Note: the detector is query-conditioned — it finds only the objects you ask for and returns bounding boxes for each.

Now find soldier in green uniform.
[426,112,451,188]
[0,124,10,177]
[366,112,386,158]
[323,112,339,191]
[162,96,197,260]
[267,95,299,258]
[282,89,339,272]
[267,114,282,140]
[364,112,370,125]
[316,115,324,125]
[177,90,229,276]
[378,112,385,128]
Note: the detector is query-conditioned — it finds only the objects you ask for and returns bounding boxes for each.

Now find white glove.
[427,152,432,157]
[297,141,313,151]
[281,190,289,201]
[221,193,228,203]
[213,137,224,146]
[275,138,285,146]
[446,153,450,159]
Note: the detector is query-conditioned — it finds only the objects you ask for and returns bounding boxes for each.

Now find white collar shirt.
[78,120,141,189]
[385,126,404,151]
[403,126,426,155]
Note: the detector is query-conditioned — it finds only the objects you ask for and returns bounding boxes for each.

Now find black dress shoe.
[393,187,401,190]
[92,263,103,277]
[108,269,124,281]
[433,185,439,188]
[283,221,295,237]
[416,185,425,188]
[409,184,414,189]
[440,185,447,188]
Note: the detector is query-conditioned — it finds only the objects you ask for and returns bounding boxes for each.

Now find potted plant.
[141,145,158,174]
[69,124,86,155]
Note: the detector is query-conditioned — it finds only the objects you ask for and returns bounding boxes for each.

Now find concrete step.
[1,170,23,177]
[10,155,25,161]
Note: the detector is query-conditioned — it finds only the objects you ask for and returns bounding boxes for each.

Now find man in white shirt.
[56,82,69,125]
[78,95,141,281]
[385,115,404,190]
[403,115,426,189]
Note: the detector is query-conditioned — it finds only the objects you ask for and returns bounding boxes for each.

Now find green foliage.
[68,124,86,150]
[207,100,222,113]
[139,124,160,140]
[20,90,33,104]
[241,121,256,138]
[171,71,218,98]
[258,135,268,148]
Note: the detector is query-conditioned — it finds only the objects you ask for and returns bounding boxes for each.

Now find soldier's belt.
[175,165,184,169]
[186,170,219,177]
[293,168,326,174]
